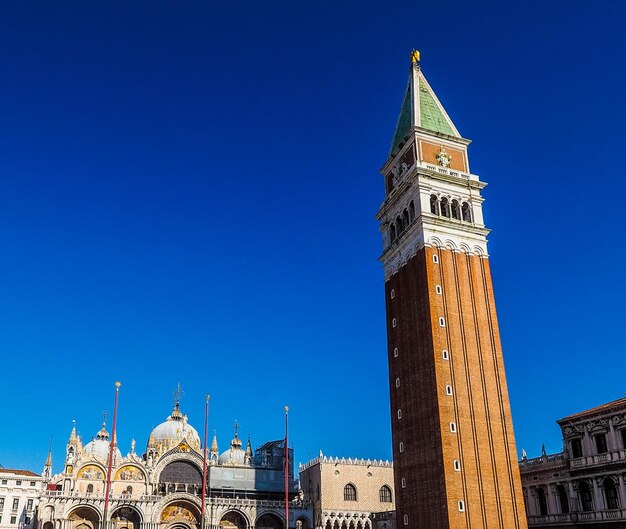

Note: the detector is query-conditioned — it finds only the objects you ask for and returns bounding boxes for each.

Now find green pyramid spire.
[389,59,460,155]
[418,81,455,136]
[390,86,413,154]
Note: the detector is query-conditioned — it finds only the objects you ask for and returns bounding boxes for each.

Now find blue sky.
[1,1,625,473]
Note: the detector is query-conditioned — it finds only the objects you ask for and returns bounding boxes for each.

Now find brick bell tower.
[376,51,528,529]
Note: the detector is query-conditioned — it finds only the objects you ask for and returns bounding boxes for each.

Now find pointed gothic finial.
[173,383,184,406]
[245,435,252,456]
[45,436,53,467]
[43,438,53,480]
[211,431,219,453]
[69,420,78,442]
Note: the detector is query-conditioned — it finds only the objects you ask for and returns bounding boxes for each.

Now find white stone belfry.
[377,57,491,278]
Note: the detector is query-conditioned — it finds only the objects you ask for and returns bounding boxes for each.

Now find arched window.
[125,486,132,495]
[390,224,396,243]
[86,484,93,494]
[461,202,472,222]
[409,201,415,222]
[379,485,392,503]
[403,209,410,228]
[604,478,620,510]
[430,195,438,215]
[344,483,357,501]
[396,216,404,234]
[537,487,548,515]
[440,198,450,218]
[557,485,569,514]
[451,200,461,220]
[579,481,593,512]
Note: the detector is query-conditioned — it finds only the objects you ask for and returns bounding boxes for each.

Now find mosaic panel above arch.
[78,465,105,480]
[114,466,145,481]
[160,505,197,524]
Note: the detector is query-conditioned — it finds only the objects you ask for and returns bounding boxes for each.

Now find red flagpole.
[104,381,121,525]
[201,395,210,529]
[285,406,289,529]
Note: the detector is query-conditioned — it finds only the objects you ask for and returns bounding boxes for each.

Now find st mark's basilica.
[37,397,311,529]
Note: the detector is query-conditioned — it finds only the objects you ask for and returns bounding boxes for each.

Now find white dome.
[83,423,122,463]
[83,438,123,464]
[218,446,246,466]
[148,403,201,453]
[217,432,252,466]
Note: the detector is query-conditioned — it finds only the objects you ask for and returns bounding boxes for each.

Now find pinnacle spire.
[390,51,461,155]
[68,420,78,443]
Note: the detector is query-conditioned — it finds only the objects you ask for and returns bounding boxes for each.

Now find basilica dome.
[148,403,201,453]
[218,432,252,466]
[83,423,123,463]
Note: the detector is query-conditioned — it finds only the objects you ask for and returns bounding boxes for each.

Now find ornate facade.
[298,455,394,529]
[520,396,626,528]
[37,401,312,529]
[376,52,527,528]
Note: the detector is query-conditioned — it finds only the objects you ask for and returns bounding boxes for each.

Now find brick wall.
[385,247,527,529]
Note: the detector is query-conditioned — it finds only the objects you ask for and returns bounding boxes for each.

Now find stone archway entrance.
[160,502,200,529]
[219,511,247,529]
[255,513,283,529]
[68,506,101,529]
[111,507,142,529]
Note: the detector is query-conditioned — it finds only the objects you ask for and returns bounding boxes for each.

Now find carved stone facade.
[520,396,626,528]
[36,401,311,529]
[298,456,394,529]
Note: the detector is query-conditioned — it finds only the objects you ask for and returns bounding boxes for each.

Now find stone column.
[568,481,578,513]
[528,488,537,516]
[546,485,556,515]
[593,478,604,511]
[618,474,626,509]
[583,428,593,458]
[608,421,617,453]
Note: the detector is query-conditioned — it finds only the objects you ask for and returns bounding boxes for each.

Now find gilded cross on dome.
[172,383,184,406]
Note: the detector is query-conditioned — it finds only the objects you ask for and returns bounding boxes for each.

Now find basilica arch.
[219,510,249,529]
[67,505,101,529]
[111,506,143,529]
[158,500,201,529]
[157,458,203,495]
[255,512,283,529]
